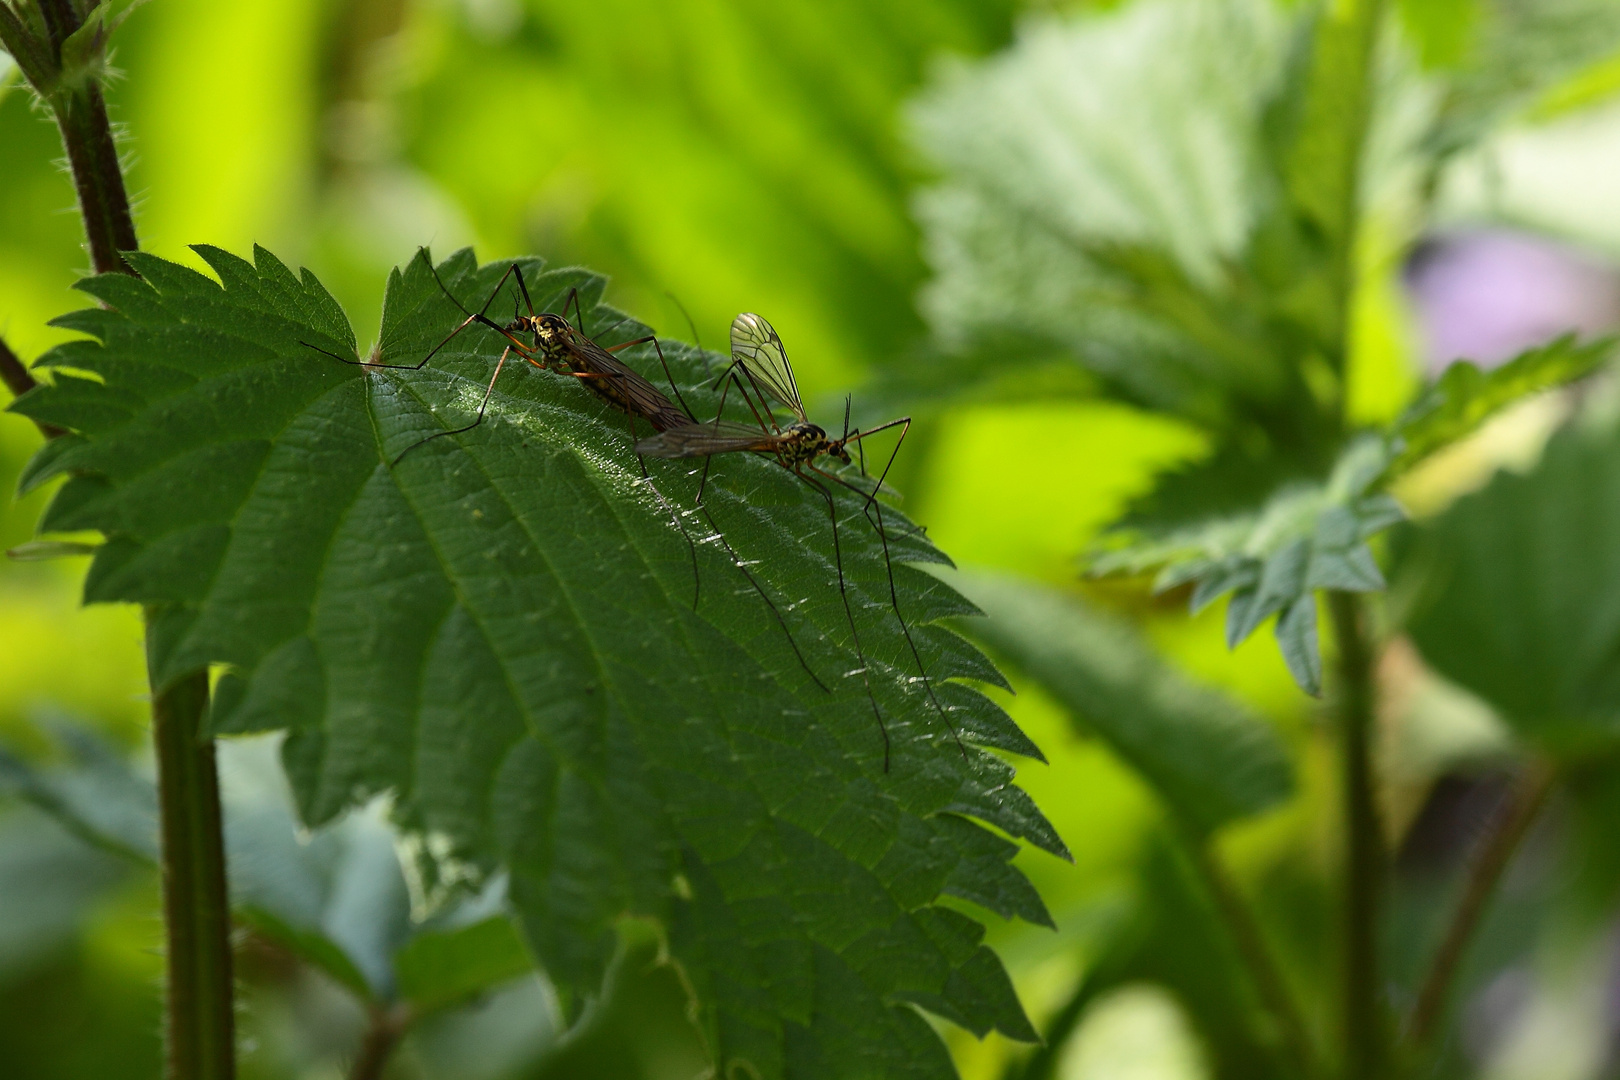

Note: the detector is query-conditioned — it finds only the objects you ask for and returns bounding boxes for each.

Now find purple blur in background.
[1405,229,1620,374]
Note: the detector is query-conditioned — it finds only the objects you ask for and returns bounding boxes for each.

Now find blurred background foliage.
[8,0,1620,1077]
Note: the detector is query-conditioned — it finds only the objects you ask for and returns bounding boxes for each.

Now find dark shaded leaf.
[8,245,1055,1076]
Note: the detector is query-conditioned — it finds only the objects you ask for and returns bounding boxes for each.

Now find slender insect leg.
[412,259,535,367]
[392,344,531,465]
[794,466,890,771]
[564,286,586,335]
[692,366,779,508]
[690,496,829,694]
[824,425,966,761]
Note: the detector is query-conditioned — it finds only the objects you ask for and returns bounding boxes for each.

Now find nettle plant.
[8,1,1620,1079]
[1,4,1058,1080]
[892,0,1620,1078]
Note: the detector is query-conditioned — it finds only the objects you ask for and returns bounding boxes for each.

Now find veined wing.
[636,420,781,459]
[566,330,693,432]
[730,313,804,421]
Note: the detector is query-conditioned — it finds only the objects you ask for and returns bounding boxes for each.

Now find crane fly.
[636,313,962,770]
[300,255,827,693]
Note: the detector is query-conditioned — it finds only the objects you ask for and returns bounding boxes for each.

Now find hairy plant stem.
[18,4,235,1077]
[51,80,139,274]
[1,333,68,438]
[1328,591,1385,1080]
[30,0,139,276]
[349,1004,412,1080]
[1182,830,1321,1079]
[1406,762,1556,1045]
[150,653,235,1080]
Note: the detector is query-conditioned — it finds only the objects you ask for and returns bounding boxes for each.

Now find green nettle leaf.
[1398,408,1620,756]
[1091,437,1404,695]
[1424,0,1620,155]
[955,575,1292,835]
[906,0,1292,421]
[1388,333,1615,474]
[9,245,1061,1078]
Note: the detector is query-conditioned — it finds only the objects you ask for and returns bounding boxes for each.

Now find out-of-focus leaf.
[1091,437,1402,695]
[0,721,155,864]
[907,0,1298,425]
[957,574,1292,835]
[1013,835,1292,1080]
[1388,334,1615,475]
[8,245,1056,1077]
[1283,0,1387,253]
[0,806,129,982]
[1423,0,1620,156]
[0,725,527,1007]
[1399,410,1620,755]
[394,916,535,1016]
[1112,445,1322,545]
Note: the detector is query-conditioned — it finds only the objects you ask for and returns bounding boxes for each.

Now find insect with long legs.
[300,255,828,691]
[636,313,962,770]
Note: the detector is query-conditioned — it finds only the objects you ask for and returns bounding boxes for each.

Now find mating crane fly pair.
[303,256,959,770]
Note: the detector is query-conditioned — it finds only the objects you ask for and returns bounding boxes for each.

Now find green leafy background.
[7,0,1620,1078]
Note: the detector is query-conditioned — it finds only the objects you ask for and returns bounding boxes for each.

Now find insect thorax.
[781,422,830,465]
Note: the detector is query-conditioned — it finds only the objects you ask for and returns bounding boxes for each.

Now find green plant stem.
[25,4,233,1076]
[1323,0,1389,361]
[150,653,234,1080]
[51,79,139,274]
[1406,762,1556,1046]
[1328,590,1385,1080]
[31,0,139,276]
[1,333,67,438]
[349,1004,411,1080]
[1183,831,1321,1079]
[0,333,37,399]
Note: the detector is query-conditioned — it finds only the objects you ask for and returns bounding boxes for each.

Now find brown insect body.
[636,313,955,772]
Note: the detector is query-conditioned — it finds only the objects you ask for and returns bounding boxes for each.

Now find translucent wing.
[635,421,782,459]
[730,313,805,421]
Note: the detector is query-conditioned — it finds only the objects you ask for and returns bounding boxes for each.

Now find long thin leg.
[793,466,889,771]
[821,426,965,761]
[689,493,829,694]
[688,365,757,508]
[392,344,538,465]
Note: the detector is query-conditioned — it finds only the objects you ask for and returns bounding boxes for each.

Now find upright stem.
[1182,831,1321,1079]
[14,4,234,1077]
[349,1004,411,1080]
[1406,762,1556,1045]
[1329,591,1384,1080]
[150,656,235,1080]
[51,80,140,275]
[30,0,139,276]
